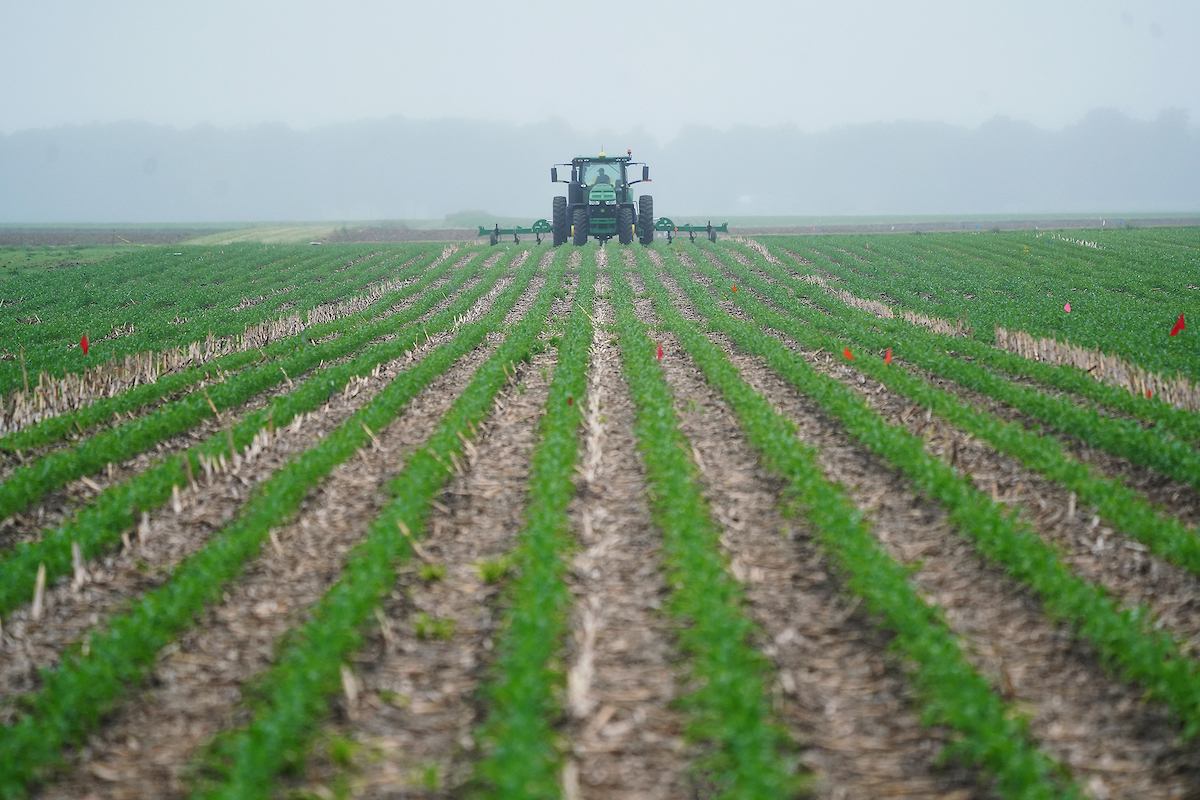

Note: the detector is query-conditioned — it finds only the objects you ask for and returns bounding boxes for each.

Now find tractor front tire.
[617,206,634,245]
[572,208,589,246]
[552,197,568,247]
[638,195,654,245]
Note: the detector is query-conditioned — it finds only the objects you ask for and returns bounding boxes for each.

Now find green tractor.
[550,150,653,246]
[478,150,727,246]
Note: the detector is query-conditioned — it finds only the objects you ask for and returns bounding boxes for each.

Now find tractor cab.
[551,152,651,246]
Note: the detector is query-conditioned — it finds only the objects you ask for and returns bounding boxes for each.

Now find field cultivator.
[478,150,727,247]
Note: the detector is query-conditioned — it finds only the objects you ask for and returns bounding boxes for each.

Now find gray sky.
[2,0,1195,142]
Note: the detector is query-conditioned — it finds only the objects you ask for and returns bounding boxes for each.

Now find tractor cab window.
[583,163,622,187]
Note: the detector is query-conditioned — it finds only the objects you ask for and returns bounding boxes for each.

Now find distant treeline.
[1,110,1197,222]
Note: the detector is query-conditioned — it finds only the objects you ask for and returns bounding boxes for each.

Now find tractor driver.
[590,167,613,186]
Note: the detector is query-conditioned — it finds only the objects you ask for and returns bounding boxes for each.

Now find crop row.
[2,242,447,393]
[0,242,454,452]
[470,251,596,795]
[0,245,544,799]
[781,231,1199,390]
[720,242,1200,495]
[0,247,483,527]
[609,251,801,795]
[707,243,1200,583]
[188,248,566,799]
[640,248,1077,798]
[0,247,505,617]
[673,241,1200,741]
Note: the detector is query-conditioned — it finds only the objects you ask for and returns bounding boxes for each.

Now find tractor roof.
[571,154,631,164]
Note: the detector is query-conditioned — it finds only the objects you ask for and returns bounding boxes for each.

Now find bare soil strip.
[0,264,487,555]
[559,276,693,799]
[0,276,524,707]
[903,360,1200,531]
[704,251,1200,650]
[284,267,572,797]
[639,280,983,798]
[659,267,1200,798]
[31,269,548,799]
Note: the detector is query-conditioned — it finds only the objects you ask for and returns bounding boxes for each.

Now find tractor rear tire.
[708,228,717,243]
[638,195,654,245]
[489,230,499,246]
[572,208,589,246]
[552,197,568,247]
[617,206,634,245]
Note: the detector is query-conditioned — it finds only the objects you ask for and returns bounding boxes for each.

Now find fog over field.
[2,111,1198,222]
[1,1,1196,221]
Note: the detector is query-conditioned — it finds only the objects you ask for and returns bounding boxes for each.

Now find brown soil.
[282,258,570,797]
[645,264,986,798]
[27,266,548,799]
[658,258,1200,798]
[559,272,694,799]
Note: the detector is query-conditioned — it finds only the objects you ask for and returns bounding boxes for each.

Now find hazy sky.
[2,0,1195,142]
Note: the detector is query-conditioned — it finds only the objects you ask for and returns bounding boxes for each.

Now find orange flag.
[843,347,854,360]
[884,347,892,365]
[1147,390,1153,399]
[732,285,738,292]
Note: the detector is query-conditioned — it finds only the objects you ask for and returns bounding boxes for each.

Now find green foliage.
[418,562,446,583]
[707,242,1200,582]
[476,555,514,584]
[0,243,455,454]
[606,252,804,798]
[185,247,566,800]
[647,245,1078,799]
[0,249,504,617]
[683,239,1200,745]
[0,246,546,799]
[469,251,597,797]
[413,612,456,641]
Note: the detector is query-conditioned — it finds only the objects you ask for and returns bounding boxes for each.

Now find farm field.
[1,230,1199,798]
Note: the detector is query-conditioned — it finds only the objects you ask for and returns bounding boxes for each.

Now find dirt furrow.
[31,268,547,799]
[657,267,1200,798]
[636,271,983,799]
[0,250,468,487]
[559,274,692,800]
[0,260,499,556]
[283,267,568,798]
[704,254,1200,657]
[0,276,523,707]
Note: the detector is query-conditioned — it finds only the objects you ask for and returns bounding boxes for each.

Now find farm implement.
[479,150,728,246]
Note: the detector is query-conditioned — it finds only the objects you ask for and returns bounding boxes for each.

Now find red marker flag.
[80,333,89,355]
[884,347,892,365]
[843,347,854,360]
[656,344,663,361]
[568,396,573,406]
[1147,390,1153,399]
[1064,302,1071,313]
[732,285,738,292]
[1170,314,1186,336]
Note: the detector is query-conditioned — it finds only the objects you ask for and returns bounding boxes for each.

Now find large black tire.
[708,228,717,243]
[572,208,589,246]
[552,196,568,247]
[489,230,499,246]
[617,206,634,245]
[638,195,654,245]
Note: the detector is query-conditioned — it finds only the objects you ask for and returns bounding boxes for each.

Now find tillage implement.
[478,150,728,246]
